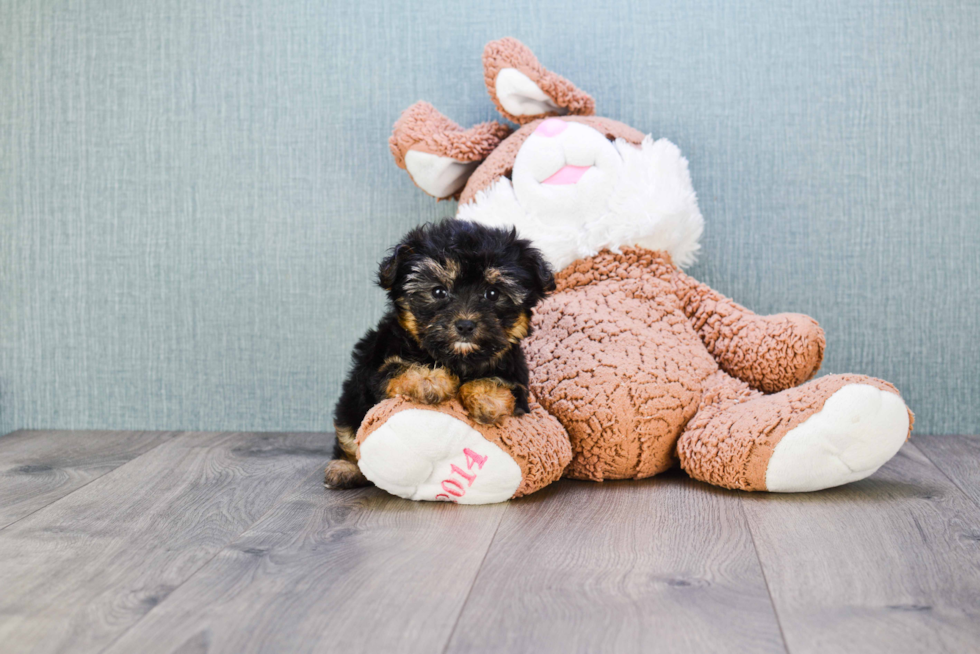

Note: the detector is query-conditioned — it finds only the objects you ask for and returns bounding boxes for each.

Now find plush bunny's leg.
[672,268,827,393]
[355,396,571,504]
[678,372,913,492]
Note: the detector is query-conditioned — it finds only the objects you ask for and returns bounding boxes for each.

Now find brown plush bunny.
[350,38,912,504]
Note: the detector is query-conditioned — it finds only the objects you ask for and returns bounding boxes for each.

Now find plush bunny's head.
[390,38,704,271]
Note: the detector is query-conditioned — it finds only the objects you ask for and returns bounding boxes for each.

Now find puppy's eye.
[432,286,448,300]
[484,288,499,301]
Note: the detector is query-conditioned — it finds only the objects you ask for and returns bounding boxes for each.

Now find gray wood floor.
[0,431,978,654]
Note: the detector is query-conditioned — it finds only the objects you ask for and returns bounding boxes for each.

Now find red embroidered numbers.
[435,448,488,502]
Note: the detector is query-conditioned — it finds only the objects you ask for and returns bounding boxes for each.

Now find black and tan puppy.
[325,219,554,489]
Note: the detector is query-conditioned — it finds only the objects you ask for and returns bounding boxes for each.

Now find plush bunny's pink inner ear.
[389,101,512,200]
[483,38,595,124]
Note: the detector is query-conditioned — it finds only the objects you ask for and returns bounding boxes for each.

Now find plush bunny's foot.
[355,397,572,504]
[678,373,913,492]
[764,383,910,492]
[359,409,522,504]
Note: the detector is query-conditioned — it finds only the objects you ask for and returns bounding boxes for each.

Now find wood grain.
[0,430,331,654]
[446,473,787,654]
[103,472,507,654]
[741,442,980,653]
[0,430,175,529]
[4,430,978,654]
[915,435,980,509]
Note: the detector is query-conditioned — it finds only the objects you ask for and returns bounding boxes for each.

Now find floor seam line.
[739,496,793,654]
[911,439,980,513]
[440,504,507,654]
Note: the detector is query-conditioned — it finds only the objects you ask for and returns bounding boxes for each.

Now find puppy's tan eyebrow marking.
[485,268,527,304]
[420,257,458,284]
[405,257,459,293]
[444,258,461,280]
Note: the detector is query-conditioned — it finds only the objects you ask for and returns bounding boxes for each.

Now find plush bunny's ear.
[389,102,512,200]
[483,38,595,124]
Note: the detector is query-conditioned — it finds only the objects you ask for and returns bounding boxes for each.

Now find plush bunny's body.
[352,38,912,504]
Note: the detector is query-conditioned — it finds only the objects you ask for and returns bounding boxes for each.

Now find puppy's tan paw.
[387,365,459,405]
[459,378,516,425]
[324,460,370,490]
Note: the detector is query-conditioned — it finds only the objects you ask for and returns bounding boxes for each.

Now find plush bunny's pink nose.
[535,118,567,137]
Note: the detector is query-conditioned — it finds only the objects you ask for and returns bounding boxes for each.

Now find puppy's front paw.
[387,365,459,405]
[459,379,516,425]
[324,459,371,490]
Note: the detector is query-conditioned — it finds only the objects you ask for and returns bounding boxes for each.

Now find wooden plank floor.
[0,431,978,654]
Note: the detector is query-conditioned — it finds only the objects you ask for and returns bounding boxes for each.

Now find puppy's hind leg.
[325,425,372,490]
[325,460,370,489]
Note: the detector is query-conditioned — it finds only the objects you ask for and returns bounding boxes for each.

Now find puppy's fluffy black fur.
[326,219,554,489]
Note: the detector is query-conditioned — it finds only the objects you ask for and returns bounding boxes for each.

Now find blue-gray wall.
[1,0,978,435]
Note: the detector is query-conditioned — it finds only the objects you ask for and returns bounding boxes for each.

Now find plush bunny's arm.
[672,270,826,393]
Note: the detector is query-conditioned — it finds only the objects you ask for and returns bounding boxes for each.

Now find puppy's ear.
[378,243,411,291]
[534,255,556,294]
[519,239,555,299]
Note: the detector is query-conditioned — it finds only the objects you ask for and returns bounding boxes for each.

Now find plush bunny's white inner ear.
[405,150,480,198]
[495,68,568,117]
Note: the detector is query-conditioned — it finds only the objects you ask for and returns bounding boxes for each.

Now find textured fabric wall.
[1,0,978,435]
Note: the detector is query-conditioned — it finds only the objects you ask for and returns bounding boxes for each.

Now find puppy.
[325,219,555,490]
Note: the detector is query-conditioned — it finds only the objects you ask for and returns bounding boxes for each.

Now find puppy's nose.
[455,319,476,336]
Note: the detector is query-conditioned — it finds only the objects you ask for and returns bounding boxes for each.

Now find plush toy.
[354,38,913,504]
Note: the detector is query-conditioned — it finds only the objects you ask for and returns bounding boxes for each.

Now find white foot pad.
[358,409,522,504]
[765,384,910,492]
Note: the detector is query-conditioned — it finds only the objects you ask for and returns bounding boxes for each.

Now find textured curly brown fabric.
[458,116,646,206]
[526,248,719,481]
[676,372,913,491]
[672,269,826,393]
[482,37,595,125]
[356,395,572,499]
